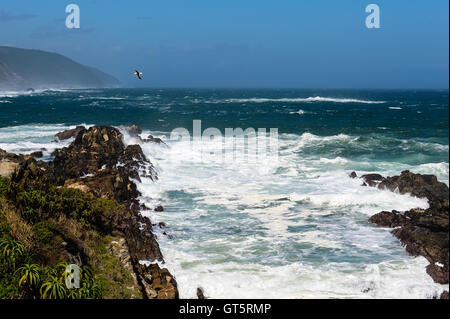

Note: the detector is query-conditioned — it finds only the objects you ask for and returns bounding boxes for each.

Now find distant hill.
[0,46,121,90]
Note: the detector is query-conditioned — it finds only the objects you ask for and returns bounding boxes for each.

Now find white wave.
[217,96,386,104]
[318,157,349,164]
[389,107,402,110]
[289,109,306,115]
[0,88,70,98]
[132,130,446,299]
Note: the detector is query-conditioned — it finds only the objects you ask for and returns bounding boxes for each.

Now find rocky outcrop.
[50,126,125,183]
[0,149,22,178]
[119,125,142,138]
[50,126,156,202]
[144,135,166,145]
[55,126,86,141]
[359,170,449,204]
[2,125,178,299]
[52,125,177,299]
[133,263,178,299]
[352,171,449,284]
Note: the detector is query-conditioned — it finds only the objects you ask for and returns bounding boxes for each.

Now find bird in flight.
[134,69,143,80]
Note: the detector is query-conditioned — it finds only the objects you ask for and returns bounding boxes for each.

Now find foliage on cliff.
[0,176,140,299]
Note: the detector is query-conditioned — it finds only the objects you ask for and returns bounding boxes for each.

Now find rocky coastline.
[351,170,449,299]
[1,124,448,299]
[0,125,178,299]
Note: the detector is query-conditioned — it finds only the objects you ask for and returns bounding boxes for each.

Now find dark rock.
[125,214,164,263]
[30,151,43,158]
[55,126,86,141]
[380,170,449,204]
[118,144,157,181]
[349,171,357,178]
[369,210,411,228]
[197,288,205,299]
[51,126,125,184]
[144,135,166,145]
[134,263,178,299]
[441,291,449,299]
[361,173,385,187]
[120,125,142,137]
[366,171,449,284]
[154,205,164,212]
[426,263,449,285]
[64,168,140,203]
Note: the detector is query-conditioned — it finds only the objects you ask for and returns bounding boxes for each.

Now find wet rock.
[154,205,164,212]
[51,126,125,184]
[197,288,205,299]
[367,171,449,284]
[118,144,157,181]
[361,173,385,187]
[126,215,164,263]
[120,125,142,137]
[368,210,411,228]
[426,263,449,285]
[441,291,449,299]
[134,263,178,299]
[55,125,86,141]
[349,171,357,179]
[379,171,449,204]
[144,135,166,145]
[30,151,43,158]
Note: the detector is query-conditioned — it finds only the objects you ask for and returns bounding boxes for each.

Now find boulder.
[30,151,43,158]
[197,288,205,299]
[135,263,178,299]
[0,149,23,178]
[120,125,142,137]
[144,135,166,145]
[55,125,86,141]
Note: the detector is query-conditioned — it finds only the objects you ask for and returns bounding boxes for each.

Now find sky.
[0,0,448,88]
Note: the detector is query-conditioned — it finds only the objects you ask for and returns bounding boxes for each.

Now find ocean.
[0,88,448,298]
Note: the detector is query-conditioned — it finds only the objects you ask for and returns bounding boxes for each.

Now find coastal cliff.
[0,125,177,299]
[0,46,121,90]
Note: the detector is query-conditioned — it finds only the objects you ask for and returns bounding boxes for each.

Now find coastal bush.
[0,177,125,230]
[0,237,103,299]
[0,176,133,299]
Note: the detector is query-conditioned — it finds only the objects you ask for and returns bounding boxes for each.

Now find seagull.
[134,69,143,80]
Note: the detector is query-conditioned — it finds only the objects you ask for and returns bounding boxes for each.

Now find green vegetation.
[0,176,139,299]
[0,238,102,299]
[0,176,124,228]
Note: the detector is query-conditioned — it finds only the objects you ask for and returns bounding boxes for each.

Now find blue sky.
[0,0,448,88]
